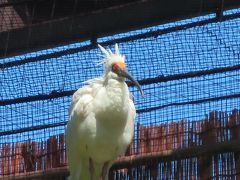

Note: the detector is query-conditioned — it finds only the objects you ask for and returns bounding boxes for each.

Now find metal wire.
[0,4,240,179]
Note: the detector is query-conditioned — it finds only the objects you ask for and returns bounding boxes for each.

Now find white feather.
[98,44,110,57]
[65,44,136,180]
[115,43,120,55]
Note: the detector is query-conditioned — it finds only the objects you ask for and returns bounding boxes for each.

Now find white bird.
[65,44,144,180]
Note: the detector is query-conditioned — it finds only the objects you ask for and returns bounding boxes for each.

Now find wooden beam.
[0,166,69,180]
[112,140,240,169]
[0,0,240,57]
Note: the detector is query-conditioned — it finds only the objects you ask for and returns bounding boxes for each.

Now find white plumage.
[65,44,143,180]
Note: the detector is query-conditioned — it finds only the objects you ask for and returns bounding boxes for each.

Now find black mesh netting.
[0,7,240,179]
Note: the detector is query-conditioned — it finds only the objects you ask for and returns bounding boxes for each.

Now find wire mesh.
[0,5,240,179]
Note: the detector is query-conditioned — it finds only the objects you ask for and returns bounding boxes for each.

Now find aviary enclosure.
[1,0,240,179]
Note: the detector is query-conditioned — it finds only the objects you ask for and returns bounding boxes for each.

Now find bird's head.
[98,44,144,97]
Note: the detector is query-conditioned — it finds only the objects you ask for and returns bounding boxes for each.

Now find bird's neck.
[103,72,128,103]
[105,78,128,108]
[94,75,130,130]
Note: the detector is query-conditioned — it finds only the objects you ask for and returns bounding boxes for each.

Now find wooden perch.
[112,139,240,169]
[2,139,240,180]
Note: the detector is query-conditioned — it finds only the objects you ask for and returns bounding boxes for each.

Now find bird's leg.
[89,157,94,180]
[101,161,109,180]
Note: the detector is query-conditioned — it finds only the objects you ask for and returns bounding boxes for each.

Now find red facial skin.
[112,62,126,75]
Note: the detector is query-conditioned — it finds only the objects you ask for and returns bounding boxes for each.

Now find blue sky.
[1,8,240,143]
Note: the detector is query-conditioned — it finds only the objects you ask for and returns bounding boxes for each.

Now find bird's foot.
[101,161,109,180]
[89,157,94,180]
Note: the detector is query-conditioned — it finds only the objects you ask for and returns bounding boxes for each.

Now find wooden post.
[228,109,240,140]
[138,125,148,154]
[12,142,23,174]
[6,144,10,175]
[188,120,194,148]
[22,140,37,172]
[148,125,160,152]
[38,141,45,171]
[1,144,4,176]
[59,134,66,166]
[198,112,218,180]
[228,109,240,178]
[159,124,167,152]
[14,143,21,173]
[35,142,40,171]
[145,126,150,153]
[167,123,173,150]
[52,136,59,168]
[11,143,14,175]
[5,143,11,175]
[1,144,5,175]
[177,121,184,149]
[47,136,54,169]
[146,125,160,178]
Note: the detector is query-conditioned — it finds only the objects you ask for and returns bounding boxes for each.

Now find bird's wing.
[68,85,92,115]
[129,99,136,119]
[68,77,104,116]
[128,98,136,134]
[66,84,96,180]
[119,97,136,155]
[66,77,104,149]
[66,85,92,146]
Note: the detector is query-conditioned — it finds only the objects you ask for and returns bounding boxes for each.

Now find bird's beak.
[118,68,144,97]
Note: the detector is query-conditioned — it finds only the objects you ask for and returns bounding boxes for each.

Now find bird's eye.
[111,63,119,74]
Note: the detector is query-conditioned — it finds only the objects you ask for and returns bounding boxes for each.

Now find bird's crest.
[97,44,125,70]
